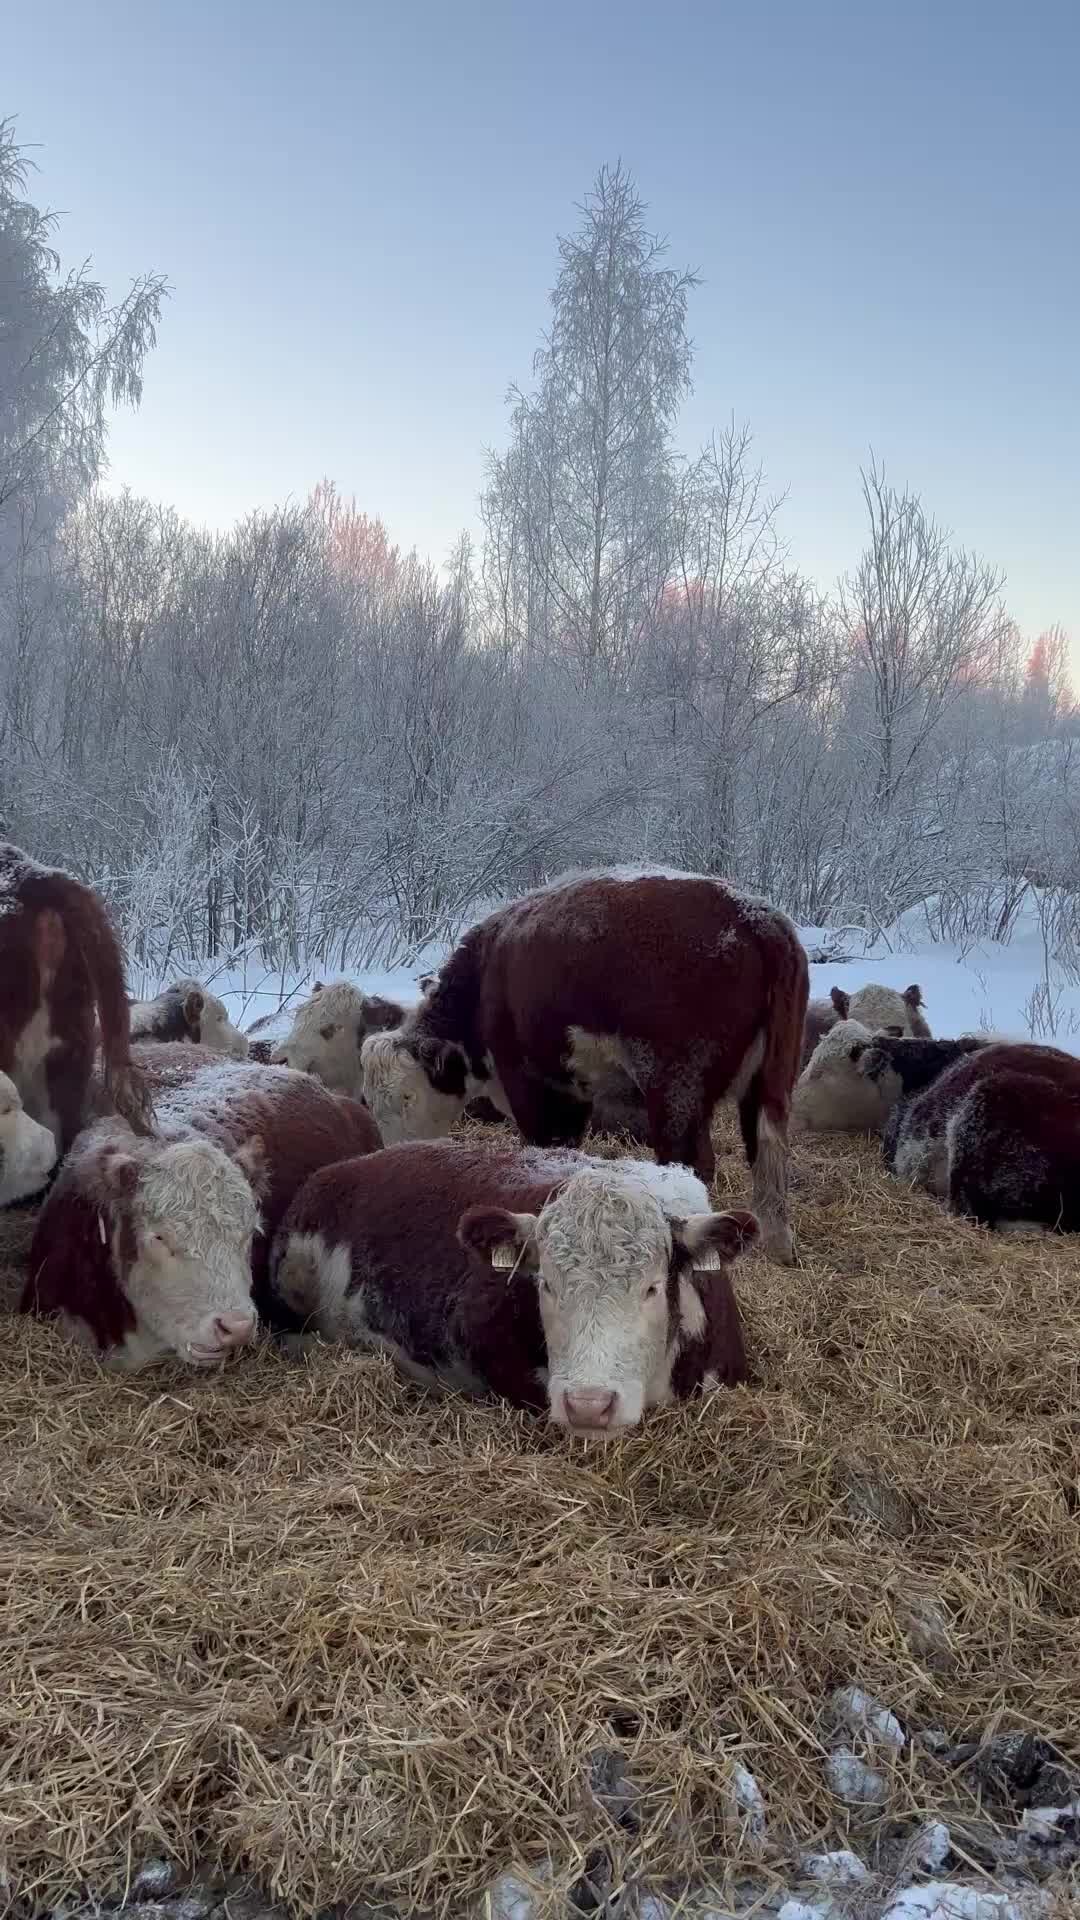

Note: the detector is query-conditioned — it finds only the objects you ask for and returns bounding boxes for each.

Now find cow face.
[460,1168,757,1434]
[790,1019,899,1134]
[0,1070,58,1205]
[104,1136,260,1367]
[360,1032,467,1145]
[191,989,250,1060]
[271,982,404,1095]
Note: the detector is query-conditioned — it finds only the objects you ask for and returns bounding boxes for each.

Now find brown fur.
[400,872,807,1258]
[269,1141,749,1403]
[0,842,151,1151]
[23,1050,382,1347]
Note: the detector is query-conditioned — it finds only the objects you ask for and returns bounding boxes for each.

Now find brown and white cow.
[800,982,930,1069]
[22,1048,382,1369]
[0,1069,58,1206]
[791,1023,988,1135]
[271,1141,756,1431]
[0,841,152,1154]
[880,1040,1080,1232]
[130,979,249,1058]
[359,870,807,1264]
[268,980,410,1088]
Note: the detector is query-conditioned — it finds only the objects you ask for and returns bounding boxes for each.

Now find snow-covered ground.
[174,891,1080,1057]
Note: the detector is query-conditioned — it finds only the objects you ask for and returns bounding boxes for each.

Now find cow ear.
[414,1037,467,1100]
[233,1134,270,1199]
[184,988,205,1023]
[311,982,324,997]
[830,986,850,1018]
[100,1149,140,1199]
[903,984,923,1010]
[457,1206,539,1273]
[360,994,404,1035]
[673,1209,758,1269]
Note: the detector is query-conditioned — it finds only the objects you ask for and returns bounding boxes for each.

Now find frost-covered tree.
[481,163,697,685]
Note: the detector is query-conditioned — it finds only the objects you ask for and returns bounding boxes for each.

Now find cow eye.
[0,1103,12,1118]
[319,1024,336,1041]
[644,1282,660,1299]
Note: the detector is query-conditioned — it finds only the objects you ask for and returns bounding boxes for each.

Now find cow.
[267,976,652,1141]
[268,979,411,1088]
[0,841,152,1154]
[0,1069,59,1207]
[792,1023,987,1135]
[358,869,808,1265]
[880,1040,1080,1232]
[22,1049,382,1369]
[800,982,930,1070]
[270,1140,756,1432]
[130,979,249,1059]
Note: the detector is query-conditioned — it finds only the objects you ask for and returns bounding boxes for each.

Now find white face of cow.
[112,1137,260,1366]
[271,982,404,1095]
[790,1019,900,1134]
[197,992,250,1060]
[461,1168,757,1434]
[360,1032,466,1146]
[0,1069,58,1205]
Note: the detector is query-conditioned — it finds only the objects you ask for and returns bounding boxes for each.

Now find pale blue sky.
[7,0,1078,647]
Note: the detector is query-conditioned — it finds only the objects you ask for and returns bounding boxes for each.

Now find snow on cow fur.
[0,1068,58,1206]
[22,1050,382,1368]
[269,1140,756,1432]
[358,868,807,1266]
[882,1040,1080,1231]
[130,979,249,1058]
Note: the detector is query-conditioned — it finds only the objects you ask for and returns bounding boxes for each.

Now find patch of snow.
[730,1762,766,1838]
[484,1865,551,1919]
[825,1747,888,1805]
[881,1883,1049,1920]
[1021,1803,1080,1839]
[830,1684,905,1751]
[912,1821,951,1871]
[779,1903,834,1920]
[800,1851,870,1886]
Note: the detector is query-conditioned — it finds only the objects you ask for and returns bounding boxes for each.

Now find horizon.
[6,0,1078,654]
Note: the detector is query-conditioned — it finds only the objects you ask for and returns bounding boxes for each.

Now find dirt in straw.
[1,1113,1079,1917]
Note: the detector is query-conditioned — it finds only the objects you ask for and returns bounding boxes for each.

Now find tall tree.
[481,163,697,686]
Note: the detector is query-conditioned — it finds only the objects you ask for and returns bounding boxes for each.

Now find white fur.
[12,1003,60,1145]
[359,1031,465,1145]
[790,1020,897,1134]
[131,980,249,1059]
[97,1132,260,1368]
[271,980,405,1094]
[0,1069,58,1205]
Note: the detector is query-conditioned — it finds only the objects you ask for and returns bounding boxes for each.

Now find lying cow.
[0,1069,59,1206]
[792,1022,986,1135]
[270,1141,756,1431]
[130,979,248,1058]
[22,1048,381,1369]
[879,1040,1080,1232]
[0,840,152,1153]
[267,976,652,1141]
[800,982,930,1069]
[360,869,808,1264]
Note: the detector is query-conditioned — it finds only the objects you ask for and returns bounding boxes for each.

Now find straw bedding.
[1,1114,1079,1917]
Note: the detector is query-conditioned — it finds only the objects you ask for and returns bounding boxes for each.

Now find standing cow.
[271,1140,756,1431]
[0,841,152,1154]
[359,869,807,1263]
[22,1049,381,1368]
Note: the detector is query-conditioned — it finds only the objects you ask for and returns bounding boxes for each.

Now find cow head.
[459,1166,758,1434]
[790,1019,898,1133]
[0,1070,58,1206]
[360,1031,468,1145]
[187,985,250,1060]
[98,1132,261,1367]
[271,981,405,1095]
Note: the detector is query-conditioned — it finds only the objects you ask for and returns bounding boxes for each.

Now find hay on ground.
[0,1113,1078,1916]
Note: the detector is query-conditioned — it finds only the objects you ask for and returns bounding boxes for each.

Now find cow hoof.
[762,1223,796,1266]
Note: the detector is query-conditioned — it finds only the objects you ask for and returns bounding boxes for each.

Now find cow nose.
[213,1312,256,1349]
[563,1388,617,1430]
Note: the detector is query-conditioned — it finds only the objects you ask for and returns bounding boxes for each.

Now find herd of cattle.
[1,840,1078,1435]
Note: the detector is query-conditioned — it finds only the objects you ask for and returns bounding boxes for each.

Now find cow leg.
[643,1078,715,1186]
[499,1065,589,1149]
